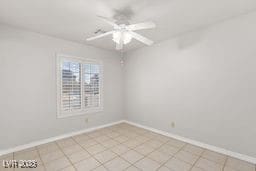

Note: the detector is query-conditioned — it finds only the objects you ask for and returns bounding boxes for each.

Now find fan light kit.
[112,30,132,45]
[86,16,156,50]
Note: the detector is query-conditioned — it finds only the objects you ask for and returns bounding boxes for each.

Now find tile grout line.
[110,132,180,170]
[36,144,67,170]
[109,126,154,170]
[187,146,207,171]
[35,146,47,171]
[128,126,251,171]
[144,139,175,170]
[102,127,146,170]
[28,126,156,170]
[222,155,228,171]
[115,129,158,165]
[199,152,228,169]
[70,127,135,170]
[167,143,228,171]
[97,125,155,170]
[94,125,149,170]
[187,148,206,171]
[188,147,221,171]
[80,125,206,171]
[155,142,187,170]
[71,132,110,170]
[6,123,255,171]
[103,127,146,164]
[55,141,78,171]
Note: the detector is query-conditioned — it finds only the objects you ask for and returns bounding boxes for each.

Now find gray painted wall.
[0,25,123,150]
[124,12,256,157]
[1,11,256,158]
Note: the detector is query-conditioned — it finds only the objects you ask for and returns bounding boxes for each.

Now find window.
[57,55,103,118]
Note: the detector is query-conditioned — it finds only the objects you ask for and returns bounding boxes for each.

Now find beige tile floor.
[0,123,255,171]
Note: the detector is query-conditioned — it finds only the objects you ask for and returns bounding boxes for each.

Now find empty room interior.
[1,0,256,170]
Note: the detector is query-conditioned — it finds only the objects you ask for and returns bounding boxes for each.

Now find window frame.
[56,54,103,118]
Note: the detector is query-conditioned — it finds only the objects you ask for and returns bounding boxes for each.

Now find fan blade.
[86,31,114,41]
[126,22,156,31]
[129,31,154,46]
[97,15,119,28]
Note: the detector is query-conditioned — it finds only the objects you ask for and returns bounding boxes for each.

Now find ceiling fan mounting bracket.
[113,14,130,25]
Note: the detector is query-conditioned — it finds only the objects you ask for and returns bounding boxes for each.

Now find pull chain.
[120,48,124,67]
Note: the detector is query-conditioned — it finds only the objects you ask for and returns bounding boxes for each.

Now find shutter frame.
[56,54,103,118]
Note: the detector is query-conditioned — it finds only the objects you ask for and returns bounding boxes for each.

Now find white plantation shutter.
[57,55,103,118]
[84,64,100,108]
[61,61,82,112]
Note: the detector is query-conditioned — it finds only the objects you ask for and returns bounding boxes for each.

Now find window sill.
[57,107,103,119]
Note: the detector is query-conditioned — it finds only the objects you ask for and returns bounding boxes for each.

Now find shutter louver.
[61,61,82,111]
[58,56,102,117]
[84,64,100,108]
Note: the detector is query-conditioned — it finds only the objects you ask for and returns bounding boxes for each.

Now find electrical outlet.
[85,118,89,123]
[171,122,175,128]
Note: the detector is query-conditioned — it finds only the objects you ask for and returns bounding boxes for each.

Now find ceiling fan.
[86,16,156,50]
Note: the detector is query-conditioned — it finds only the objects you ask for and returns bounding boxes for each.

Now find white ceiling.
[1,0,256,52]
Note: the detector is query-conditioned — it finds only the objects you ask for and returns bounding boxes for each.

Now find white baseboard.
[0,120,125,157]
[1,119,255,164]
[124,120,256,164]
